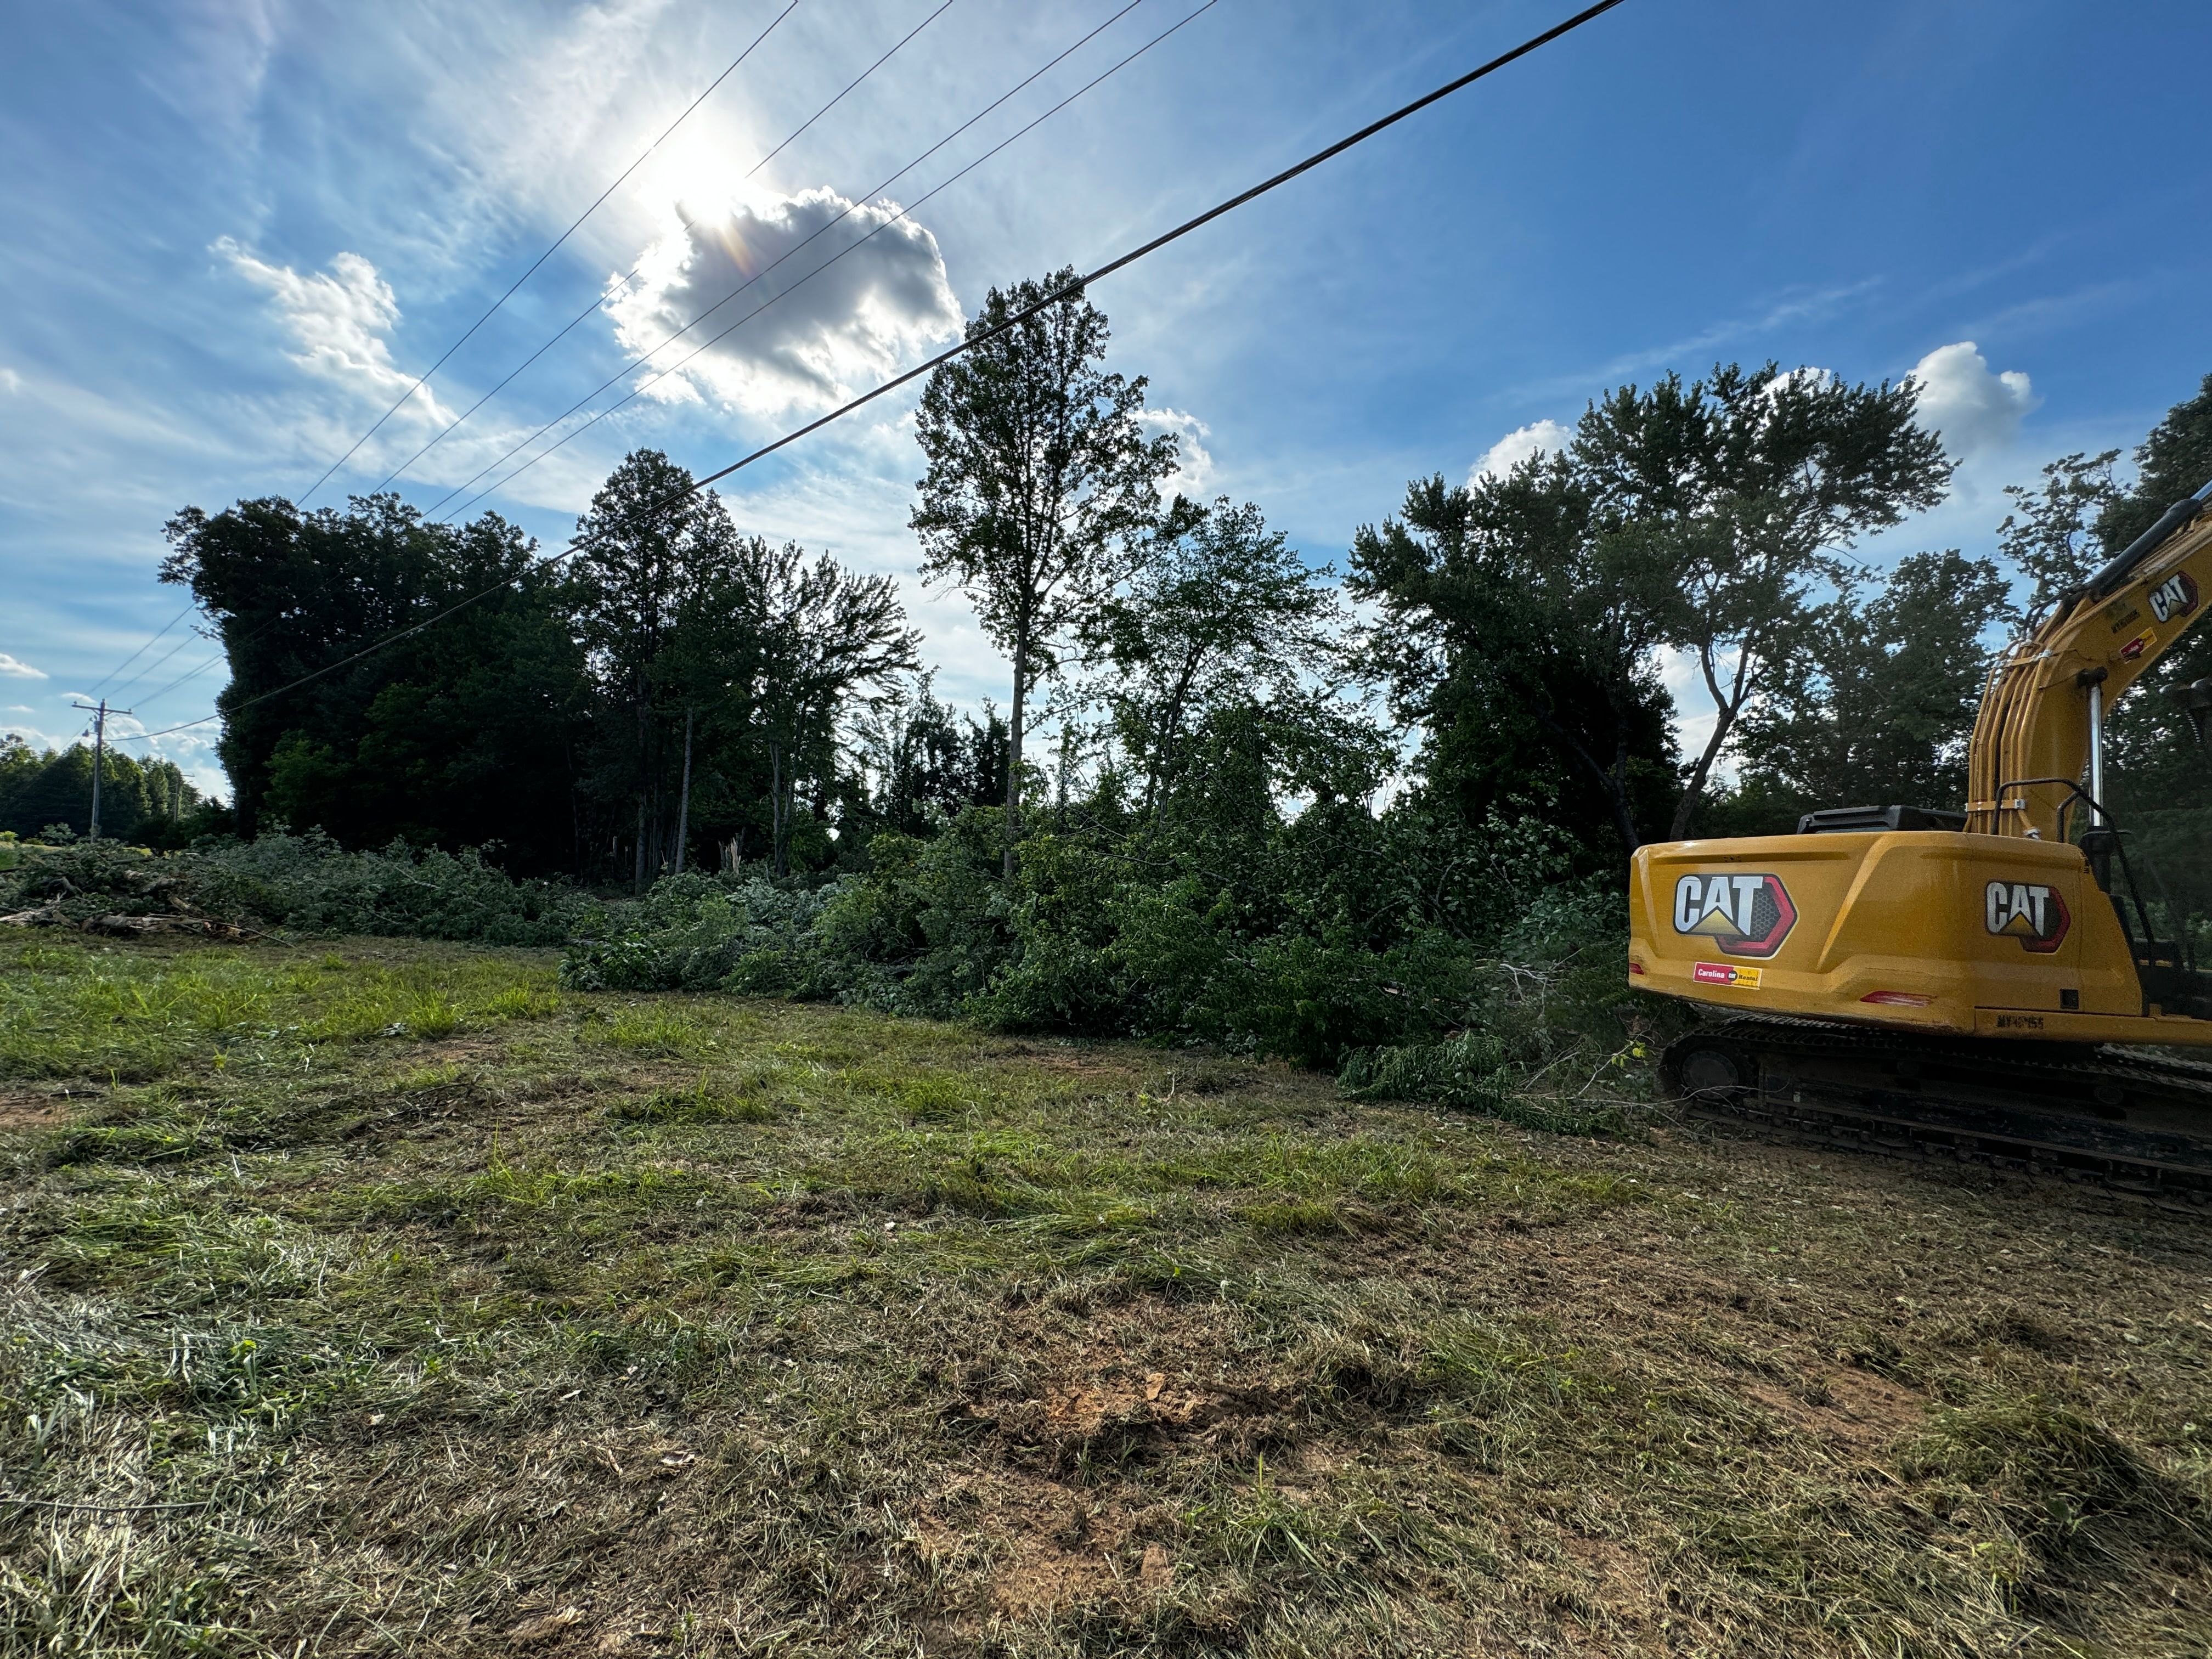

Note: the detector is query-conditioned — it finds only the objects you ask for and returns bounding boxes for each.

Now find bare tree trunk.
[770,742,787,878]
[635,683,651,891]
[1669,644,1751,843]
[673,707,694,874]
[1005,628,1027,879]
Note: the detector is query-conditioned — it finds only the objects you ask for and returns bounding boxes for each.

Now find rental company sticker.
[1692,962,1763,988]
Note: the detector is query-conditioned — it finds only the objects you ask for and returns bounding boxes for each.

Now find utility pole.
[71,698,131,840]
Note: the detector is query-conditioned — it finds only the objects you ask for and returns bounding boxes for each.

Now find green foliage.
[1334,887,1663,1134]
[0,735,206,843]
[1728,549,2012,825]
[1351,465,1681,863]
[190,832,591,944]
[0,832,590,944]
[912,269,1177,871]
[161,494,585,871]
[561,872,844,994]
[561,799,1621,1071]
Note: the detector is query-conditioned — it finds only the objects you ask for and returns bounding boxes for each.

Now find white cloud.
[1760,364,1836,400]
[0,368,20,393]
[1142,407,1216,499]
[0,653,48,679]
[1470,418,1572,484]
[215,238,452,422]
[1908,340,2036,460]
[605,188,961,419]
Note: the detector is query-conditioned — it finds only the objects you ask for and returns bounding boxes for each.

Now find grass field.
[3,935,2210,1657]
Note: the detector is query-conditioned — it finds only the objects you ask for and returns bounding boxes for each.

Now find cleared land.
[2,937,2210,1657]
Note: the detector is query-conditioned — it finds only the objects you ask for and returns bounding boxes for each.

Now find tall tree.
[0,737,204,842]
[911,269,1176,875]
[850,676,1009,839]
[716,538,919,876]
[1090,496,1349,821]
[1732,550,2011,816]
[160,494,582,870]
[1995,450,2123,620]
[1573,363,1953,838]
[1350,460,1680,856]
[563,450,742,888]
[2097,371,2212,552]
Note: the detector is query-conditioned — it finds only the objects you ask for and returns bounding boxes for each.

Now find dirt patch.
[1744,1367,1926,1454]
[0,1093,67,1130]
[960,1295,1284,1469]
[919,1471,1138,1617]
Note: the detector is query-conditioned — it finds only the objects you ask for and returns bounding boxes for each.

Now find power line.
[108,625,207,704]
[297,0,806,504]
[125,644,235,716]
[427,0,1191,522]
[122,0,1631,745]
[680,0,1632,495]
[90,602,195,697]
[120,613,292,718]
[743,0,957,185]
[370,0,975,497]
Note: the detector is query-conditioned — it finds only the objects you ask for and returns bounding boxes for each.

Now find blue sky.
[4,0,2211,798]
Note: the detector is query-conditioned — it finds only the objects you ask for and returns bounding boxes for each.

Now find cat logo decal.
[2149,570,2200,625]
[1672,873,1797,958]
[1985,880,2070,953]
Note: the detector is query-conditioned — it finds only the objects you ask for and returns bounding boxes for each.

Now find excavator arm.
[1967,478,2212,840]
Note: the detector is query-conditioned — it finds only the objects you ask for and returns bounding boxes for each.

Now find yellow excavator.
[1628,476,2212,1197]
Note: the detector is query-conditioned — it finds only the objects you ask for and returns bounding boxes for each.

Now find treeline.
[159,454,979,883]
[0,737,207,844]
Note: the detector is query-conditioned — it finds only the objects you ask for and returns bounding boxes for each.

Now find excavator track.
[1662,1017,2212,1204]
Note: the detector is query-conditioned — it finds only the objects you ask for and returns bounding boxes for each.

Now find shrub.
[560,872,843,994]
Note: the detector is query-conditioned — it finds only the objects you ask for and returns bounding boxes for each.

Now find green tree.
[0,737,204,842]
[1732,550,2010,819]
[911,270,1176,876]
[714,538,919,876]
[1350,461,1679,857]
[1090,496,1350,821]
[1573,364,1953,838]
[563,450,744,887]
[849,675,1009,840]
[1995,450,2123,619]
[160,494,583,870]
[2097,372,2212,553]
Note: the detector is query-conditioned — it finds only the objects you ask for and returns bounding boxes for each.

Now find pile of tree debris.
[0,844,253,938]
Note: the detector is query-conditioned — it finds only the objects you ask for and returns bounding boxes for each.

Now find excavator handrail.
[1996,775,2197,974]
[1991,775,2103,843]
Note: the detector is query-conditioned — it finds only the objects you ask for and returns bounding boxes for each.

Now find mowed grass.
[2,937,2210,1657]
